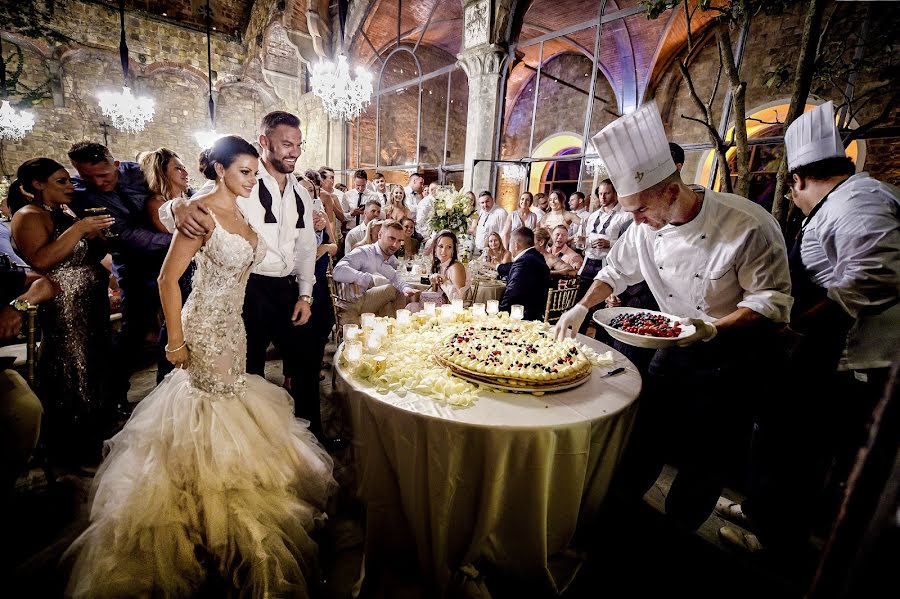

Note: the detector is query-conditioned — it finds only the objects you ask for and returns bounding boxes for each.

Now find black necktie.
[258,180,277,224]
[355,192,363,226]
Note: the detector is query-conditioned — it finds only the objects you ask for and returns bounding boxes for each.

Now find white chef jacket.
[596,189,793,323]
[474,205,508,250]
[581,204,632,263]
[800,172,900,371]
[158,161,317,296]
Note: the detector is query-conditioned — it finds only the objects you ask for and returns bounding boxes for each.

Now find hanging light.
[98,0,154,133]
[501,163,527,183]
[194,0,223,148]
[0,36,35,140]
[310,1,372,122]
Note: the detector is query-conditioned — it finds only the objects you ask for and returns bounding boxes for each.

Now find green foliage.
[2,44,53,108]
[764,64,790,89]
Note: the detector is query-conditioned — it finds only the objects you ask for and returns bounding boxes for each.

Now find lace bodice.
[182,218,266,397]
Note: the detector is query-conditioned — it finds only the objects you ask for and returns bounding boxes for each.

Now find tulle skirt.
[64,370,336,598]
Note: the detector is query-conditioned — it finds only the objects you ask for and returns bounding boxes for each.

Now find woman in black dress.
[10,158,113,465]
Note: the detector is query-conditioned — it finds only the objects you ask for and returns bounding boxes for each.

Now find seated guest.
[482,231,512,267]
[332,219,419,323]
[533,227,568,273]
[11,158,114,465]
[344,199,382,253]
[548,225,583,278]
[1,183,28,266]
[139,148,190,233]
[386,184,411,222]
[360,219,383,250]
[68,142,172,412]
[428,230,470,302]
[398,216,422,257]
[499,227,550,321]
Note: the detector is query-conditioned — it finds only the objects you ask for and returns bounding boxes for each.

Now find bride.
[64,136,336,598]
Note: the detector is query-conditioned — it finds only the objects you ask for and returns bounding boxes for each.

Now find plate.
[593,307,695,349]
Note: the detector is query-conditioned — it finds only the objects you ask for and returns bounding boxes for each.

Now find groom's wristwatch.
[9,298,35,312]
[299,294,313,306]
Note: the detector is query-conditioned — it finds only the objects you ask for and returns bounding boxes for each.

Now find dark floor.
[6,339,823,598]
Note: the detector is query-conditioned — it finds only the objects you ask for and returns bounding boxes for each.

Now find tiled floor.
[7,341,816,598]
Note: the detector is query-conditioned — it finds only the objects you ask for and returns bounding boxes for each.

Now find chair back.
[543,286,579,324]
[463,279,480,308]
[326,257,357,344]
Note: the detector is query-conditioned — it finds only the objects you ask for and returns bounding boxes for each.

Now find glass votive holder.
[471,303,486,316]
[366,332,382,350]
[451,298,464,313]
[360,312,376,328]
[510,304,524,320]
[346,341,362,362]
[424,301,437,316]
[486,299,500,315]
[374,320,389,336]
[343,324,360,342]
[396,308,411,325]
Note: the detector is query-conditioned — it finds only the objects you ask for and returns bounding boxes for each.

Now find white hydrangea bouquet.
[429,186,476,260]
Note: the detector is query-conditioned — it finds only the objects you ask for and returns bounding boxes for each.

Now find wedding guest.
[548,224,583,278]
[415,182,440,239]
[304,169,337,242]
[499,227,550,321]
[371,172,389,206]
[533,192,549,218]
[140,148,190,233]
[318,166,347,234]
[335,182,348,192]
[429,230,470,302]
[404,172,425,219]
[69,141,171,413]
[11,158,114,465]
[533,226,568,272]
[1,184,28,266]
[464,190,477,208]
[471,191,507,251]
[359,219,383,249]
[342,170,376,228]
[344,199,382,252]
[332,219,419,322]
[398,216,422,257]
[386,184,411,221]
[540,189,581,231]
[501,191,539,247]
[482,231,512,267]
[568,191,590,235]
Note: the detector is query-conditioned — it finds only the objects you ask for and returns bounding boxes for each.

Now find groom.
[158,112,340,447]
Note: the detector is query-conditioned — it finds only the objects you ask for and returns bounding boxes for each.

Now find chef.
[555,102,793,531]
[718,102,900,553]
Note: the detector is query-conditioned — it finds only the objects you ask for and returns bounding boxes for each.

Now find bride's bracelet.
[165,341,187,353]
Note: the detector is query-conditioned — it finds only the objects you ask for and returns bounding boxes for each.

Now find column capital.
[456,44,509,79]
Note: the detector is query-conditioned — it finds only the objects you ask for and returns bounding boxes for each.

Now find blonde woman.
[386,184,411,221]
[140,148,190,233]
[353,218,383,251]
[482,231,512,267]
[539,189,580,231]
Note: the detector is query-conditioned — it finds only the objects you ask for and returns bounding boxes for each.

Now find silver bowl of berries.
[593,307,696,349]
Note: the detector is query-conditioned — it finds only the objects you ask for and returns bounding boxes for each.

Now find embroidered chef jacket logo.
[634,171,644,183]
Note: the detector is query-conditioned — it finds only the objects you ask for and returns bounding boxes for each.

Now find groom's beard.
[268,155,296,174]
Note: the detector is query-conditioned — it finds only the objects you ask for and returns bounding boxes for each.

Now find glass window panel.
[446,70,468,165]
[380,50,420,91]
[534,38,595,152]
[359,103,377,167]
[420,73,449,167]
[346,120,359,169]
[445,170,465,192]
[500,65,537,160]
[378,83,419,166]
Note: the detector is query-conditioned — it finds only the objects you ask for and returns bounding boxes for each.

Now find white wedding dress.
[64,218,336,598]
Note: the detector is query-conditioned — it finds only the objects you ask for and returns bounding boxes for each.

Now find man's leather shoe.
[718,526,764,553]
[715,500,753,529]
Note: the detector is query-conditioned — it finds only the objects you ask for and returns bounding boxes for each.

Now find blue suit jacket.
[499,248,550,321]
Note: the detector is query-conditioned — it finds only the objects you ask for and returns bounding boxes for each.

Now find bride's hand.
[166,344,190,369]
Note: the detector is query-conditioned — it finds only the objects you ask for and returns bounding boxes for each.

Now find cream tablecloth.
[335,335,641,596]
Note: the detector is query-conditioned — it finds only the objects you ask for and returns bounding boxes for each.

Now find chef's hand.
[675,318,718,346]
[554,304,588,340]
[605,295,622,308]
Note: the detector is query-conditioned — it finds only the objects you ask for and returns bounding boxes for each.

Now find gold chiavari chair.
[543,286,580,325]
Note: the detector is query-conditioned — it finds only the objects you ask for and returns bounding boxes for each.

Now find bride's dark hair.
[198,135,259,180]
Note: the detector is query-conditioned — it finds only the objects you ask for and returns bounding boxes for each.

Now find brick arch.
[57,46,142,82]
[142,62,209,89]
[0,32,53,60]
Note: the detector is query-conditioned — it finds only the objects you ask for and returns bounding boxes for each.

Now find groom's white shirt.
[158,160,317,296]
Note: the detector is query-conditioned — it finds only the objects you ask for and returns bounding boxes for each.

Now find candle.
[360,313,376,328]
[396,308,411,324]
[486,299,499,315]
[471,302,486,316]
[510,304,524,320]
[423,301,437,316]
[451,298,464,313]
[366,332,382,350]
[343,324,360,342]
[346,341,362,362]
[374,320,389,336]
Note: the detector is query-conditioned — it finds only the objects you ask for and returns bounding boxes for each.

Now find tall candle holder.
[486,300,499,316]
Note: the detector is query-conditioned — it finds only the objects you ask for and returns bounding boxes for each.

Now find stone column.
[457,0,508,194]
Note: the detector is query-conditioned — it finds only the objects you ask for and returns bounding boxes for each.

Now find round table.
[334,334,642,595]
[472,278,505,303]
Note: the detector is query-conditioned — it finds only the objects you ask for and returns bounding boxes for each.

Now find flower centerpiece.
[429,186,476,261]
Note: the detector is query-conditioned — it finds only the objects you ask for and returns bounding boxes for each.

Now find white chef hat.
[785,101,845,171]
[590,102,676,197]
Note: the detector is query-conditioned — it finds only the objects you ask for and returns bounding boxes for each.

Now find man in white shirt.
[342,169,377,228]
[157,111,331,437]
[332,219,419,323]
[343,200,382,253]
[415,182,440,240]
[471,191,508,251]
[556,102,792,533]
[567,191,591,230]
[404,172,425,220]
[371,172,389,208]
[718,102,900,554]
[578,179,632,283]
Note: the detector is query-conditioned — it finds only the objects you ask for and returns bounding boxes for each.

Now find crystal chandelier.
[194,0,223,148]
[310,54,373,122]
[500,163,527,183]
[0,36,35,140]
[98,0,154,133]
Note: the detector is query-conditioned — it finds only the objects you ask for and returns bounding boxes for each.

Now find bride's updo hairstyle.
[198,135,259,180]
